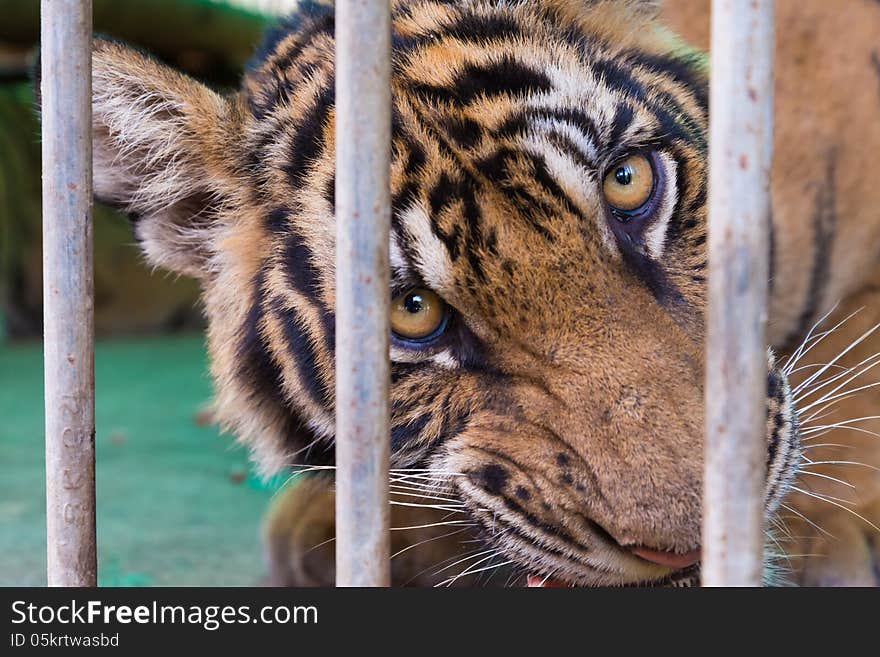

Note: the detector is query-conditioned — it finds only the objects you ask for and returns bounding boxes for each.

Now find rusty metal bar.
[40,0,97,587]
[703,0,775,586]
[334,0,392,587]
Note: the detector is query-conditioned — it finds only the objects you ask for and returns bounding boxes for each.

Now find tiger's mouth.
[525,547,702,587]
[527,564,702,587]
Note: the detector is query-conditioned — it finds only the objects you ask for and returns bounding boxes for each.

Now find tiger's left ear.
[88,38,241,279]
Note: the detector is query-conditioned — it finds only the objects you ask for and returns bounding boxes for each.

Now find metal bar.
[703,0,775,586]
[334,0,392,587]
[40,0,96,587]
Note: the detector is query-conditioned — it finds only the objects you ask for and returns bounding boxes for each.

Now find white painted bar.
[703,0,775,586]
[334,0,392,587]
[40,0,97,587]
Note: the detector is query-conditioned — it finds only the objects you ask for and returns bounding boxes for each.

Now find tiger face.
[88,0,801,585]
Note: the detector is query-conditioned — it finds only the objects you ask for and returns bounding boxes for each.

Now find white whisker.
[388,485,464,504]
[390,527,472,561]
[783,302,845,373]
[790,486,880,533]
[390,520,475,532]
[389,500,469,513]
[783,303,852,375]
[430,548,499,578]
[799,380,880,414]
[437,553,511,587]
[796,470,856,489]
[779,503,835,538]
[803,460,880,472]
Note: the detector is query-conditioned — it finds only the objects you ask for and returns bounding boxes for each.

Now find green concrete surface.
[0,334,282,586]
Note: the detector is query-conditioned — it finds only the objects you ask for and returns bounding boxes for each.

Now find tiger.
[80,0,880,586]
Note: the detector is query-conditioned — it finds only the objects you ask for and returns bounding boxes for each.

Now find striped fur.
[89,0,805,586]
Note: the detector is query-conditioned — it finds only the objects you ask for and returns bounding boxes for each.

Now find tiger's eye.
[391,288,447,341]
[602,153,655,212]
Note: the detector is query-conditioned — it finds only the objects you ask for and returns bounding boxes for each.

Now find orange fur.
[78,0,880,586]
[661,0,880,587]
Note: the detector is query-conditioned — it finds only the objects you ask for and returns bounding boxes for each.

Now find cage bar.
[334,0,392,587]
[703,0,775,586]
[40,0,97,587]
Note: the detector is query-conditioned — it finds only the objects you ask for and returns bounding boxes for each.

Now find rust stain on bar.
[703,0,775,586]
[41,0,97,587]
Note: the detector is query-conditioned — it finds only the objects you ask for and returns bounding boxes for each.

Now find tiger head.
[88,0,801,585]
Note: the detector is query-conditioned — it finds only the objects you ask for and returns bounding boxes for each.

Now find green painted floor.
[0,334,281,586]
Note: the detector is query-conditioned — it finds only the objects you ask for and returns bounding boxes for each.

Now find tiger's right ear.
[87,39,241,279]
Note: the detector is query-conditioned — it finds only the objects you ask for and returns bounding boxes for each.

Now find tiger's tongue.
[630,547,702,569]
[527,575,569,587]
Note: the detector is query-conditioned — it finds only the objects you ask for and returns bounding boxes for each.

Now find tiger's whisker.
[390,520,475,532]
[437,553,510,587]
[790,487,880,533]
[430,548,500,579]
[780,503,835,538]
[802,460,880,472]
[796,470,856,489]
[390,527,473,561]
[798,380,880,414]
[782,303,850,374]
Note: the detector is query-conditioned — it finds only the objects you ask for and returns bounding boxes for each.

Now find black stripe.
[460,184,487,282]
[783,151,838,349]
[390,413,432,452]
[269,296,332,409]
[662,147,703,249]
[236,274,289,415]
[283,227,321,297]
[390,125,427,215]
[592,57,706,150]
[282,81,335,192]
[473,469,590,554]
[475,145,567,237]
[408,56,552,106]
[545,129,596,172]
[439,114,482,149]
[247,6,335,117]
[282,228,336,357]
[496,107,600,147]
[768,208,776,293]
[626,50,709,114]
[235,271,331,463]
[618,242,687,309]
[250,3,334,72]
[526,152,583,219]
[607,103,635,148]
[428,171,459,216]
[424,172,465,260]
[871,50,880,100]
[266,206,290,234]
[392,9,525,53]
[455,56,553,103]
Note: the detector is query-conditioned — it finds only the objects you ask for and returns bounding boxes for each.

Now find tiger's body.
[83,0,880,586]
[661,0,880,586]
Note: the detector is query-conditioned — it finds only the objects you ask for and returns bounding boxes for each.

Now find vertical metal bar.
[334,0,392,587]
[703,0,775,586]
[41,0,96,587]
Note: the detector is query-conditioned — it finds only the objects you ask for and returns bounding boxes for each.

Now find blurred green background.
[0,0,298,586]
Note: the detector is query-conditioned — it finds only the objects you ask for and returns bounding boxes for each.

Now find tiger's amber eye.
[602,153,655,212]
[391,288,447,341]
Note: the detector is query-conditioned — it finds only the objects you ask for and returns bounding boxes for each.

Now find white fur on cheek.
[643,152,678,260]
[397,204,455,294]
